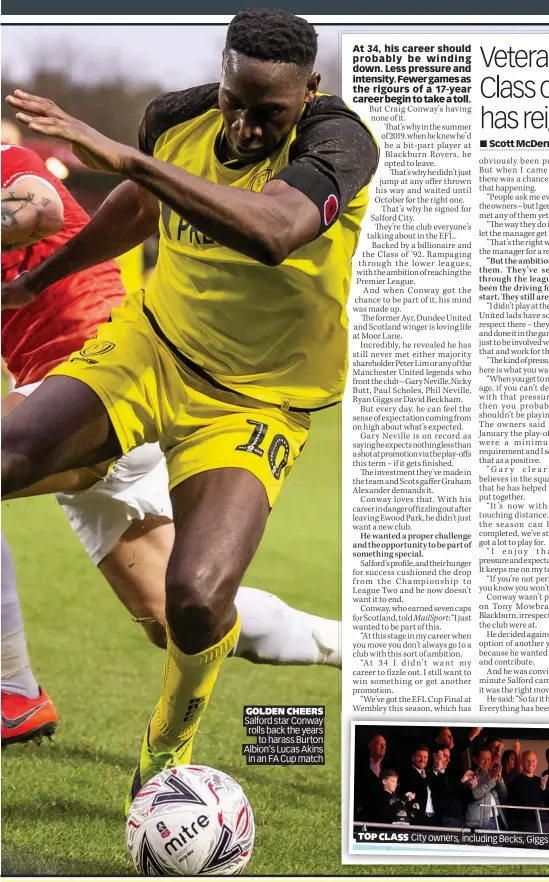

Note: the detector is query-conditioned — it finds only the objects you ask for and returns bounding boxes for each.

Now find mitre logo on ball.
[126,765,255,875]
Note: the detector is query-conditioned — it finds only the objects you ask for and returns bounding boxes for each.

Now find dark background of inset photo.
[354,724,549,771]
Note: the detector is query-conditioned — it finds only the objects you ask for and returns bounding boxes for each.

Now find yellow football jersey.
[116,244,144,296]
[139,85,378,411]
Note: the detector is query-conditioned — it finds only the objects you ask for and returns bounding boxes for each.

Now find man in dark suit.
[430,747,478,828]
[354,732,386,821]
[508,751,548,832]
[398,745,436,826]
[431,726,482,784]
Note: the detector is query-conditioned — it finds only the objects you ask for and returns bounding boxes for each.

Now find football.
[126,765,255,876]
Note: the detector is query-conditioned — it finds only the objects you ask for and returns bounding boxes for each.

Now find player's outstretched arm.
[2,177,64,251]
[7,90,321,266]
[127,166,320,266]
[2,181,159,308]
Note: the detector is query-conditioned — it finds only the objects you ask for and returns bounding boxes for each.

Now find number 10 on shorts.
[236,419,290,480]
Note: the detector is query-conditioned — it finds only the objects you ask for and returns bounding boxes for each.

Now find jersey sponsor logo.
[161,202,217,247]
[249,169,273,192]
[70,356,98,365]
[176,218,215,247]
[80,341,115,357]
[323,194,338,226]
[1,701,48,730]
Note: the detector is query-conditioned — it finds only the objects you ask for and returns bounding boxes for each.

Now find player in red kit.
[1,139,126,744]
[2,140,341,745]
[2,143,125,386]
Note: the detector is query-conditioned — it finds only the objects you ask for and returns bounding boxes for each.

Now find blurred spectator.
[465,747,507,830]
[438,746,451,769]
[543,747,549,820]
[483,737,505,770]
[2,66,163,149]
[1,118,21,145]
[429,748,449,826]
[541,746,549,779]
[501,745,522,785]
[507,751,548,832]
[354,733,386,821]
[367,734,387,777]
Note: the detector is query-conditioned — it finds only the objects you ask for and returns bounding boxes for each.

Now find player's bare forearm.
[1,186,63,251]
[125,151,320,265]
[13,182,158,295]
[7,90,320,265]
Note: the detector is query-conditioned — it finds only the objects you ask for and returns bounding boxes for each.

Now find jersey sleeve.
[138,84,220,157]
[274,96,379,234]
[1,144,53,189]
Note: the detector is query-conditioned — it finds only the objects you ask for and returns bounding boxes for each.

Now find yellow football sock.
[148,612,241,756]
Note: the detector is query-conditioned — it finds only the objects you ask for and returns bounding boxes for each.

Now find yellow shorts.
[48,291,310,507]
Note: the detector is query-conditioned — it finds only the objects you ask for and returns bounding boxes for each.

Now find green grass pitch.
[1,407,542,876]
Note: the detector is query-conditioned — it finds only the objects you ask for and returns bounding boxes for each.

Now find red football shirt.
[1,144,126,387]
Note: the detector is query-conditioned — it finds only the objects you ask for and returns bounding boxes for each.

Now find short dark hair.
[226,9,318,69]
[381,768,398,781]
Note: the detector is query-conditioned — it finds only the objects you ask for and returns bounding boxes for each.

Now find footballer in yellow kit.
[4,9,378,813]
[49,78,375,504]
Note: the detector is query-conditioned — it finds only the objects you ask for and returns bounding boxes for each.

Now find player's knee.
[165,563,235,652]
[166,596,219,651]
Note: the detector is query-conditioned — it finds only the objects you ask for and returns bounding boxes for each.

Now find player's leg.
[234,586,341,667]
[103,539,341,663]
[54,444,174,647]
[2,376,121,497]
[3,291,167,502]
[2,389,27,419]
[101,527,341,663]
[57,441,341,664]
[101,522,341,664]
[128,467,269,804]
[1,533,58,745]
[99,516,173,648]
[2,386,118,497]
[1,534,40,700]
